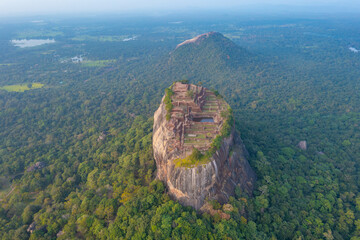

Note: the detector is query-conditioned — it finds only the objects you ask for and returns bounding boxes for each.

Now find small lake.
[349,47,359,53]
[123,36,137,42]
[11,39,55,48]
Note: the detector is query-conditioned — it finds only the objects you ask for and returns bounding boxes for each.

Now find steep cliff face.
[153,82,256,210]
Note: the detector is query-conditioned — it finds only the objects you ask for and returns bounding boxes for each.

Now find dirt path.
[0,185,16,202]
[0,186,15,202]
[0,173,23,201]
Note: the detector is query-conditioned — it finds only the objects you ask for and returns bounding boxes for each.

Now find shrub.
[179,79,189,84]
[174,148,208,168]
[164,87,174,121]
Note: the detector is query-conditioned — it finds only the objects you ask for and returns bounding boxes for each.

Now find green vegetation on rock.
[174,148,209,167]
[164,86,174,121]
[175,106,234,168]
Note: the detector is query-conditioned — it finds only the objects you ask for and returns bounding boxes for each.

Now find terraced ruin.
[166,82,229,154]
[153,81,255,209]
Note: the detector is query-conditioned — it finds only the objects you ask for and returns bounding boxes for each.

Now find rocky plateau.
[153,82,256,210]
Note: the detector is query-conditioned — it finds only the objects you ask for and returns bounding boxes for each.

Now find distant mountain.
[165,32,257,88]
[170,32,253,68]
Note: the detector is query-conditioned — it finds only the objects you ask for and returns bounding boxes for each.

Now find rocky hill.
[163,31,259,97]
[169,31,253,70]
[153,82,256,210]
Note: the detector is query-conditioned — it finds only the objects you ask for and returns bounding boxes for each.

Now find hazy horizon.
[1,0,359,17]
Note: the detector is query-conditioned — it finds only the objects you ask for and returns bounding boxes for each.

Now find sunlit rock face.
[153,82,256,210]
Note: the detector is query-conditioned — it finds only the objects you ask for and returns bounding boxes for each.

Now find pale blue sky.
[0,0,358,15]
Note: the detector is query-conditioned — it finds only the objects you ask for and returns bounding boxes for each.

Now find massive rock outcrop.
[175,32,217,49]
[153,82,256,210]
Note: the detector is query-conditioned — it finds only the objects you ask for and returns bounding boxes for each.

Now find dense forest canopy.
[0,13,359,239]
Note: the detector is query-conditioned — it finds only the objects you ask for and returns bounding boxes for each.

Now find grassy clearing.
[81,60,116,67]
[0,177,11,199]
[0,83,44,92]
[203,106,217,110]
[203,109,218,113]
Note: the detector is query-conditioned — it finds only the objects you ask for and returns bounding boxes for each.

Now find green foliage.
[15,30,64,38]
[164,86,174,121]
[213,90,223,98]
[186,89,194,98]
[81,59,116,67]
[209,200,222,210]
[173,148,209,168]
[281,147,296,158]
[178,79,189,84]
[342,140,351,147]
[22,205,41,224]
[0,16,360,240]
[220,107,233,137]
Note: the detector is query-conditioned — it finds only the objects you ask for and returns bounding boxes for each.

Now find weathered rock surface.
[153,83,256,210]
[27,222,36,233]
[298,141,307,150]
[26,161,46,172]
[175,32,217,49]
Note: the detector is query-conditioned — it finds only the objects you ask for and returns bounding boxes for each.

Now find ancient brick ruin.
[166,82,228,154]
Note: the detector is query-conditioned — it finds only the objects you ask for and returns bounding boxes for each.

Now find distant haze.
[0,0,359,16]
